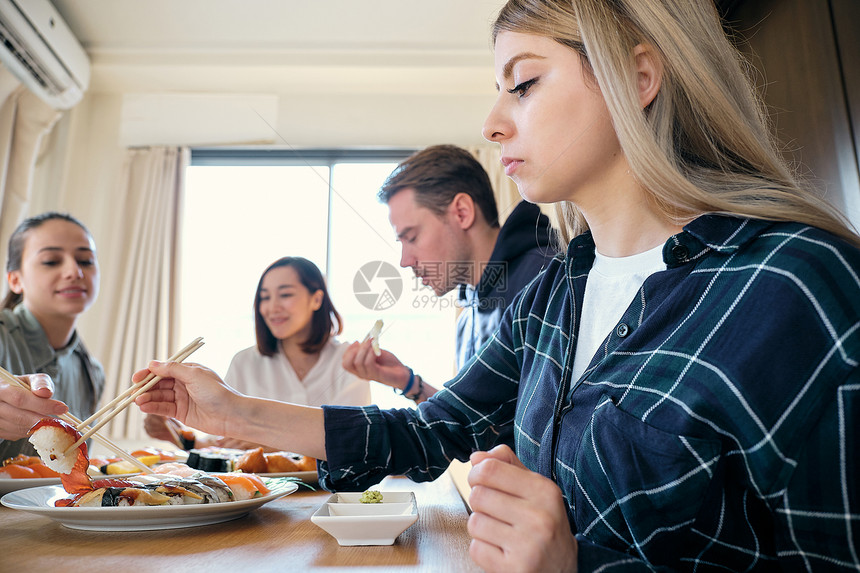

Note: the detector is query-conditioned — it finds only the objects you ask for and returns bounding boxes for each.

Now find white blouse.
[224,338,371,407]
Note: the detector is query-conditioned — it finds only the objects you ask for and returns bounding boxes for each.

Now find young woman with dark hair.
[144,257,370,450]
[0,212,103,461]
[227,256,370,407]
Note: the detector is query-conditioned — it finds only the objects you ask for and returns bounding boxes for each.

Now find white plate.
[311,491,418,546]
[0,477,60,495]
[0,478,298,531]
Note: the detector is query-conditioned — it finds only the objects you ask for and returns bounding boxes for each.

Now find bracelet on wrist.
[397,368,415,397]
[405,374,424,401]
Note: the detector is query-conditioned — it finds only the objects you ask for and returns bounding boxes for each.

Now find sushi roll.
[198,452,231,473]
[179,430,196,450]
[186,447,241,472]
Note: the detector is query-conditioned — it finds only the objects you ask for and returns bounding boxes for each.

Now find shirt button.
[671,244,689,261]
[616,323,630,338]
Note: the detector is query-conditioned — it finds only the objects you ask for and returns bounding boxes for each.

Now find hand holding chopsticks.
[66,337,204,454]
[0,366,154,474]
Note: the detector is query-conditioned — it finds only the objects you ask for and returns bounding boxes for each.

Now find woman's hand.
[0,374,68,440]
[467,445,578,573]
[342,339,411,390]
[133,361,327,459]
[132,361,242,440]
[142,413,180,444]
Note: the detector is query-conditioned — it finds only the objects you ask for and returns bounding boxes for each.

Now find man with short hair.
[343,144,555,409]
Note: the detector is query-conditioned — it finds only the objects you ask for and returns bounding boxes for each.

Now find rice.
[28,425,77,474]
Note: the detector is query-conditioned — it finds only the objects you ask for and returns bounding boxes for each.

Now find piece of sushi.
[190,474,235,503]
[27,419,81,474]
[148,462,198,478]
[186,447,243,472]
[72,484,199,507]
[157,478,220,504]
[234,447,268,473]
[218,473,271,501]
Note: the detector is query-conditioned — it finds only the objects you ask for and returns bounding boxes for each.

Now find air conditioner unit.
[0,0,89,109]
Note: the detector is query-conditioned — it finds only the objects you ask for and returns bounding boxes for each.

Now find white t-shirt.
[571,244,666,381]
[224,338,371,407]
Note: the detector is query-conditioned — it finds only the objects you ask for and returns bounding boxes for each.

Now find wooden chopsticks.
[0,365,154,474]
[66,337,204,454]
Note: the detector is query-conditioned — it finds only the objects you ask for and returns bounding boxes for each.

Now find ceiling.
[51,0,508,96]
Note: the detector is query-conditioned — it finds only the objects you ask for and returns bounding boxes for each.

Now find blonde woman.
[135,1,860,570]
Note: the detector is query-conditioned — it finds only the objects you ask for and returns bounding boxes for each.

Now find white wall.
[30,83,498,347]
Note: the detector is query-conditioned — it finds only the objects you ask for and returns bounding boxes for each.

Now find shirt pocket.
[571,395,721,558]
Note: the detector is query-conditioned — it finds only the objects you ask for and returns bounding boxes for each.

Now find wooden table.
[0,471,480,572]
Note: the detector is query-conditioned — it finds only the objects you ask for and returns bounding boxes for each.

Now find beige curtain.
[0,81,62,272]
[94,146,189,440]
[467,144,521,225]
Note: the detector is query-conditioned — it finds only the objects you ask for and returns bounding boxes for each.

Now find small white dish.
[327,501,412,516]
[311,491,418,546]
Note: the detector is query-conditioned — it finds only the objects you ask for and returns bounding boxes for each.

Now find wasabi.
[360,490,383,504]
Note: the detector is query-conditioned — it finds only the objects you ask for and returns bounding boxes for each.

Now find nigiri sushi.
[28,418,93,493]
[27,418,83,474]
[217,473,271,501]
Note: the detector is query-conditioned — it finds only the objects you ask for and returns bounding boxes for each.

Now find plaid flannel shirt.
[321,215,860,571]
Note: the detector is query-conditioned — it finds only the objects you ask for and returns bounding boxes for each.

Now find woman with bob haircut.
[144,256,370,450]
[225,256,370,408]
[134,0,860,570]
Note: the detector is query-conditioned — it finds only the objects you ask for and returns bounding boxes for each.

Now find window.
[179,150,459,409]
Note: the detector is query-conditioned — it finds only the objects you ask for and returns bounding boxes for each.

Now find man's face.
[388,188,471,296]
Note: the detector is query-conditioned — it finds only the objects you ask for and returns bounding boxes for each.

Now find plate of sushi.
[0,418,300,530]
[1,477,298,531]
[0,454,62,494]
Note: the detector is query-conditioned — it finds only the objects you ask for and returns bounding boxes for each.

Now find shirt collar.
[458,283,477,302]
[14,304,80,367]
[565,215,773,271]
[665,215,775,268]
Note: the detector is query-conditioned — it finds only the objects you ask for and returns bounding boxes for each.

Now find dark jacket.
[455,200,555,369]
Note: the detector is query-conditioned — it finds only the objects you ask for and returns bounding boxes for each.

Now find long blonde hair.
[493,0,860,247]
